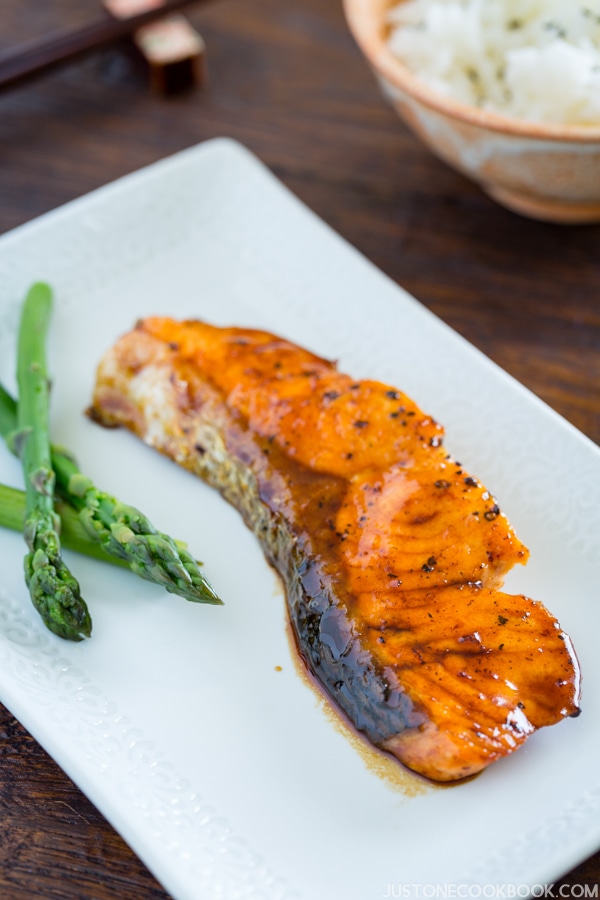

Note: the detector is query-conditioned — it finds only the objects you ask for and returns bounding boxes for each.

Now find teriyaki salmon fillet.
[89,318,581,782]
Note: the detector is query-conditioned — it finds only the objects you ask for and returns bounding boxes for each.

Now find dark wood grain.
[0,0,598,897]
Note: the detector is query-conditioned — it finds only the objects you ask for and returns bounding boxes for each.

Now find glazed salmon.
[89,318,581,782]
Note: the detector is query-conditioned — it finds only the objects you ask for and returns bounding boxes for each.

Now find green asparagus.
[0,342,221,608]
[0,379,17,444]
[51,447,221,605]
[0,483,129,569]
[14,283,92,641]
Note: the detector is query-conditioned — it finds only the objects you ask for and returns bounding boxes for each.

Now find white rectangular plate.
[0,138,598,900]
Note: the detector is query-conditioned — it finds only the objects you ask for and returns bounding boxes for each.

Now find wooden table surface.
[0,0,598,896]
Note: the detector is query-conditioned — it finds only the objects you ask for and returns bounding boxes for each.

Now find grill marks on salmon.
[89,318,581,783]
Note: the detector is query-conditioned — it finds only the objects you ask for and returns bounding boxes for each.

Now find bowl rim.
[343,0,600,143]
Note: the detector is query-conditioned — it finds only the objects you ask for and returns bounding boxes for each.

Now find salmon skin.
[89,318,581,783]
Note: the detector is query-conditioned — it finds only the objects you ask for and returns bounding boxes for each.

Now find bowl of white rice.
[343,0,600,222]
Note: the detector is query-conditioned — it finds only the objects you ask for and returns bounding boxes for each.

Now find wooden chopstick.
[0,0,213,94]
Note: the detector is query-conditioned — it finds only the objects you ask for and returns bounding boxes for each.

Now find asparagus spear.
[0,482,129,569]
[0,366,221,606]
[0,379,17,444]
[51,447,221,605]
[14,283,92,641]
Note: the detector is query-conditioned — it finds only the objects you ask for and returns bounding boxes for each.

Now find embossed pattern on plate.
[0,139,598,900]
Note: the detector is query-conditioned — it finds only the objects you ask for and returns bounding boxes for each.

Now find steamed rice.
[386,0,600,125]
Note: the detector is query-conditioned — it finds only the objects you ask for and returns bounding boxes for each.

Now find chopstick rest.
[103,0,206,93]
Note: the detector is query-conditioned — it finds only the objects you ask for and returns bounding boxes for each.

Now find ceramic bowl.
[343,0,600,223]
